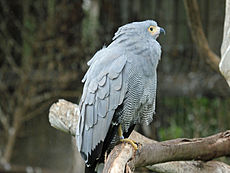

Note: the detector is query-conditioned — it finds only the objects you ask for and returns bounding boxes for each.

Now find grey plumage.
[76,20,164,168]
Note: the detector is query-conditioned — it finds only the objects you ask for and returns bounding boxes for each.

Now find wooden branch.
[103,131,230,172]
[183,0,220,72]
[49,99,79,135]
[147,161,230,173]
[135,131,230,166]
[220,0,230,87]
[48,99,230,173]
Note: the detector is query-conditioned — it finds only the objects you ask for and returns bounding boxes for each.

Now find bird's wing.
[76,46,129,163]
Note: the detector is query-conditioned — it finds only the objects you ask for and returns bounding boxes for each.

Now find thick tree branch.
[48,100,230,173]
[49,99,79,135]
[183,0,220,72]
[104,131,230,172]
[147,161,230,173]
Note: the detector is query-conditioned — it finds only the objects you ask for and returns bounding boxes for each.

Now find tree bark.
[48,99,230,173]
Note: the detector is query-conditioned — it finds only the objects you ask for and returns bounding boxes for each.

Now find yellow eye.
[148,26,157,34]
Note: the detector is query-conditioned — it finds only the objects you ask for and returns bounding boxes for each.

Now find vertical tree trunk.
[82,0,100,51]
[220,0,230,86]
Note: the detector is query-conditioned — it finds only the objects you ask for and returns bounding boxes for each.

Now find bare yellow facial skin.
[148,26,157,35]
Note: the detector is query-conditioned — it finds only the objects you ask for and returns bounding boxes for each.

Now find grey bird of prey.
[76,20,165,173]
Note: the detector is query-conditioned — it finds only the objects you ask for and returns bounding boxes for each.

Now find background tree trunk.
[220,0,230,86]
[183,0,220,72]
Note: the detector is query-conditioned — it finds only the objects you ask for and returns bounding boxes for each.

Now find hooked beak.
[160,27,165,35]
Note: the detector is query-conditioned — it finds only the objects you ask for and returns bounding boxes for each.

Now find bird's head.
[144,20,165,39]
[113,20,165,41]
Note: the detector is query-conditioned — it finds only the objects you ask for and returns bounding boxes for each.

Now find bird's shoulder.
[82,46,126,81]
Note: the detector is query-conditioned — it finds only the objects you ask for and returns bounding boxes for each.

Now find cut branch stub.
[49,99,79,135]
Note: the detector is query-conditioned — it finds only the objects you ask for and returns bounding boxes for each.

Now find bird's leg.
[118,124,124,139]
[118,124,138,150]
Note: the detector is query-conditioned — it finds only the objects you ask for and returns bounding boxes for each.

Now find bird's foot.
[120,138,138,151]
[118,124,139,151]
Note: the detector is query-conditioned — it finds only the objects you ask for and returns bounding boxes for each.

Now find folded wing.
[76,46,129,164]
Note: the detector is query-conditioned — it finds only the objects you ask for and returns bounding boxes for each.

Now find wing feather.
[97,97,108,118]
[98,75,106,87]
[97,80,109,99]
[76,46,129,164]
[109,89,120,110]
[113,72,122,91]
[85,105,94,130]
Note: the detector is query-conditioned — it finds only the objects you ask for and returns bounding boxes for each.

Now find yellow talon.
[120,138,138,150]
[118,124,138,151]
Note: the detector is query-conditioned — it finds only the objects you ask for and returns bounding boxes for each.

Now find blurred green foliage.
[158,97,230,141]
